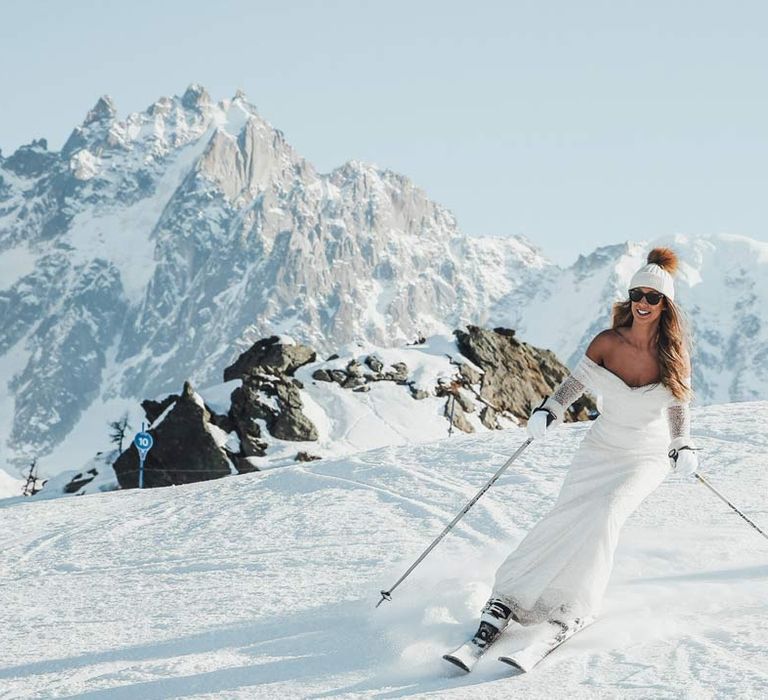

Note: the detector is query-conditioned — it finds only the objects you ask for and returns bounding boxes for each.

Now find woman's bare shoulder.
[585,329,620,363]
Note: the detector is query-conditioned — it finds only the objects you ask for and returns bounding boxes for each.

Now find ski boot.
[443,598,513,672]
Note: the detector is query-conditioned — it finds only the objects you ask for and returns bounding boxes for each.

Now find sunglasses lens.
[628,289,663,305]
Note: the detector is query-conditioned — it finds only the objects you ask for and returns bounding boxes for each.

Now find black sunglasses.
[629,288,664,305]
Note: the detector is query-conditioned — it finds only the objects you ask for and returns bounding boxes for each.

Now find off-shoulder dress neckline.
[581,354,661,391]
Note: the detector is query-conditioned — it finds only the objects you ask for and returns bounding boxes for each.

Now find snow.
[64,128,214,304]
[0,466,23,499]
[23,334,499,482]
[266,336,488,461]
[28,392,144,481]
[0,337,34,474]
[32,452,120,499]
[1,401,767,697]
[0,245,36,291]
[69,149,100,180]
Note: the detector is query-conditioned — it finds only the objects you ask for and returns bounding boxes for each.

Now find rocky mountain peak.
[181,83,212,111]
[3,138,57,177]
[2,86,766,478]
[84,95,117,125]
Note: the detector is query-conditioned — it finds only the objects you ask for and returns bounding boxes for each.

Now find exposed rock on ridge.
[454,325,596,425]
[0,85,548,469]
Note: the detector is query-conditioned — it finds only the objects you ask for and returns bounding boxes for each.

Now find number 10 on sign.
[133,423,154,489]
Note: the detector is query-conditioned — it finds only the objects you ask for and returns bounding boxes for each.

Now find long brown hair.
[612,249,693,401]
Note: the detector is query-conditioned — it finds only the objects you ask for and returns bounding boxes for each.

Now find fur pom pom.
[647,247,678,274]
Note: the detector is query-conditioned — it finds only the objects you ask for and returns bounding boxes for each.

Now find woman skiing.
[445,247,698,672]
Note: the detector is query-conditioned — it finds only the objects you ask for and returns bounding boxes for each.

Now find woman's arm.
[528,332,607,436]
[666,352,698,475]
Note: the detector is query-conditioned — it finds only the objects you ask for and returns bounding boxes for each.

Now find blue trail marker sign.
[134,422,154,489]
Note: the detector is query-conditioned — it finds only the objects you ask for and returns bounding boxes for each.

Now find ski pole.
[376,436,534,608]
[695,472,768,543]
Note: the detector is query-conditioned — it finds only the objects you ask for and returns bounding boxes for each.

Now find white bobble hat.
[629,264,675,302]
[629,247,678,302]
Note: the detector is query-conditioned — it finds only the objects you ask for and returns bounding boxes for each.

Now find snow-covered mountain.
[2,401,768,697]
[1,84,767,478]
[0,85,548,473]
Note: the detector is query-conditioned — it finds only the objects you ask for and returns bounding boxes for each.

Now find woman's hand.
[668,442,699,477]
[527,403,556,441]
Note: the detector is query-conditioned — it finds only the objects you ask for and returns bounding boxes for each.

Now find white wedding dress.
[493,354,684,625]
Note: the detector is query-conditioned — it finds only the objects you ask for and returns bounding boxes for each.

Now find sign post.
[133,422,154,489]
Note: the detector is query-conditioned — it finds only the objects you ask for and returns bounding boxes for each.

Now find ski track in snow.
[1,402,768,698]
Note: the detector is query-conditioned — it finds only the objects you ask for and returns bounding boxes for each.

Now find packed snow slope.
[2,401,768,698]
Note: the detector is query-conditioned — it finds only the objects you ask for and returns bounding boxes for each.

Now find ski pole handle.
[376,437,534,608]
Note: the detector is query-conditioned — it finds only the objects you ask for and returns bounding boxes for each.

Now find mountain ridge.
[1,85,767,474]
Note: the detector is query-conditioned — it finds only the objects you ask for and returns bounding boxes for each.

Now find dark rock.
[296,451,322,462]
[346,359,364,377]
[388,362,408,382]
[228,374,285,455]
[208,411,235,434]
[365,355,384,373]
[233,456,260,473]
[113,381,232,488]
[141,394,179,425]
[271,408,318,441]
[326,353,340,361]
[241,433,268,457]
[63,468,98,494]
[270,378,318,441]
[353,385,371,393]
[343,375,366,389]
[223,336,316,381]
[330,370,347,384]
[275,380,302,409]
[312,369,334,382]
[493,327,517,339]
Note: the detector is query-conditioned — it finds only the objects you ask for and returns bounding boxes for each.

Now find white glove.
[668,438,699,477]
[527,400,557,441]
[527,410,550,440]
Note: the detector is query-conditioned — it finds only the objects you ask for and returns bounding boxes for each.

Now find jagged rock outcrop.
[454,325,597,424]
[311,354,416,393]
[224,336,319,447]
[112,381,232,488]
[224,336,316,381]
[46,326,600,492]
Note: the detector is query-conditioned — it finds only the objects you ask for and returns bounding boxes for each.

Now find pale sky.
[1,0,766,265]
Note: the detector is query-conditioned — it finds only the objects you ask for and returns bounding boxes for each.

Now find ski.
[497,616,593,673]
[442,639,489,673]
[443,617,507,673]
